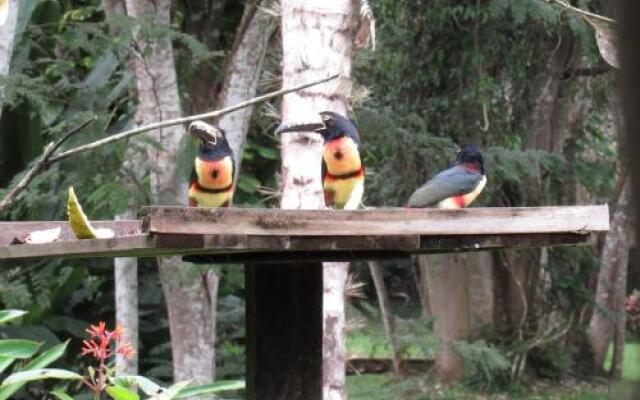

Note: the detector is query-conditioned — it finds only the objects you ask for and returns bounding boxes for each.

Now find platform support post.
[245,263,323,400]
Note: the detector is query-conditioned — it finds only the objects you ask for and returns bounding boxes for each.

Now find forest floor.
[346,374,622,400]
[346,310,640,400]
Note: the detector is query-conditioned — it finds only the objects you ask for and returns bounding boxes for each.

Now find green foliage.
[0,309,71,400]
[452,340,512,392]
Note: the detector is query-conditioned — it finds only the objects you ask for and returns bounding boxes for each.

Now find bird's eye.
[322,115,331,121]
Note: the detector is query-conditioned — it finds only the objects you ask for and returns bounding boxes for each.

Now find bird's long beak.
[189,121,221,145]
[275,122,325,135]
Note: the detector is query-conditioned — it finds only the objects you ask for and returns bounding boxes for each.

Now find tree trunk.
[0,0,19,121]
[422,254,470,382]
[280,2,354,399]
[420,251,493,382]
[102,0,139,376]
[124,0,218,385]
[114,212,139,375]
[216,0,274,178]
[418,260,432,319]
[588,180,632,373]
[368,261,401,376]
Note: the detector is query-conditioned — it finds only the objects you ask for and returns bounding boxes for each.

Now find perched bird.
[276,111,364,209]
[407,144,486,208]
[187,121,235,208]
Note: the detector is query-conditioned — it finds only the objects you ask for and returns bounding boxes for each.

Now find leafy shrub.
[452,340,511,392]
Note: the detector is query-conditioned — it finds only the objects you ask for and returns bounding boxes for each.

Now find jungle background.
[0,0,637,399]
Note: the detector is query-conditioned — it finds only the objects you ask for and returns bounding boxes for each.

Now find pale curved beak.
[189,121,222,144]
[275,122,325,135]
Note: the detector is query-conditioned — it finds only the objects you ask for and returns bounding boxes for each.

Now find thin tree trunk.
[281,2,354,399]
[368,261,401,376]
[216,0,274,179]
[588,180,632,373]
[124,0,218,386]
[0,0,19,121]
[102,0,139,376]
[114,213,139,374]
[418,260,432,319]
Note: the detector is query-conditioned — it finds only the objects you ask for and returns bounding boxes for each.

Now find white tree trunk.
[114,213,139,374]
[216,0,274,175]
[125,0,218,385]
[281,2,354,399]
[0,0,19,121]
[102,0,139,376]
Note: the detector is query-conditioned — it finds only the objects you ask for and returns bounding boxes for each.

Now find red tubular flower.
[81,321,135,362]
[85,321,106,338]
[116,342,136,360]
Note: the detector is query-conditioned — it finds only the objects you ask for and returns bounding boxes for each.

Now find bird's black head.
[456,144,484,174]
[315,111,359,143]
[189,121,231,159]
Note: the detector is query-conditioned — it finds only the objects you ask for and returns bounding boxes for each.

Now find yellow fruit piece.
[67,187,114,239]
[0,0,8,27]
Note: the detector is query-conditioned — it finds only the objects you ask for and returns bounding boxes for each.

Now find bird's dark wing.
[321,157,327,183]
[189,168,197,186]
[407,166,482,207]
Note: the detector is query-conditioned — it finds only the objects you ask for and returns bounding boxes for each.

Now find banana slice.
[67,187,114,239]
[0,0,8,27]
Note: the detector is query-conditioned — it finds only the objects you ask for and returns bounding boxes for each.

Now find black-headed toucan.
[188,121,235,208]
[276,111,364,209]
[407,144,486,208]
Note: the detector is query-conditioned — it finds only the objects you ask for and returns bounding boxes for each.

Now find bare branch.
[0,74,339,213]
[0,117,94,213]
[49,74,339,163]
[547,0,616,25]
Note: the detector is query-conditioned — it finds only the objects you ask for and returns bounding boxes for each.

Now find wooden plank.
[0,232,595,261]
[0,220,142,246]
[142,205,610,236]
[420,233,590,253]
[0,235,155,260]
[181,251,414,264]
[245,263,323,399]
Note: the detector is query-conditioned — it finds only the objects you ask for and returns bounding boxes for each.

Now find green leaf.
[0,310,28,325]
[0,357,13,376]
[0,341,71,400]
[256,146,279,160]
[156,380,191,400]
[237,175,261,194]
[175,380,245,399]
[113,375,162,397]
[106,385,140,400]
[1,368,82,387]
[0,339,40,359]
[24,340,69,369]
[51,389,75,400]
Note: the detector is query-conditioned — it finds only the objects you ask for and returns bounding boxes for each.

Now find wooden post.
[245,263,323,400]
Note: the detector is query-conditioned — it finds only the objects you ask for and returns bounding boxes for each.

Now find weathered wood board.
[0,206,609,261]
[142,205,609,236]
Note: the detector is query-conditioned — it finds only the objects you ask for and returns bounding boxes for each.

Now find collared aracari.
[187,121,235,208]
[407,144,486,208]
[276,111,364,209]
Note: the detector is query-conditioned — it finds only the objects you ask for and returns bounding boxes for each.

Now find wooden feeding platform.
[0,205,610,400]
[0,205,609,262]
